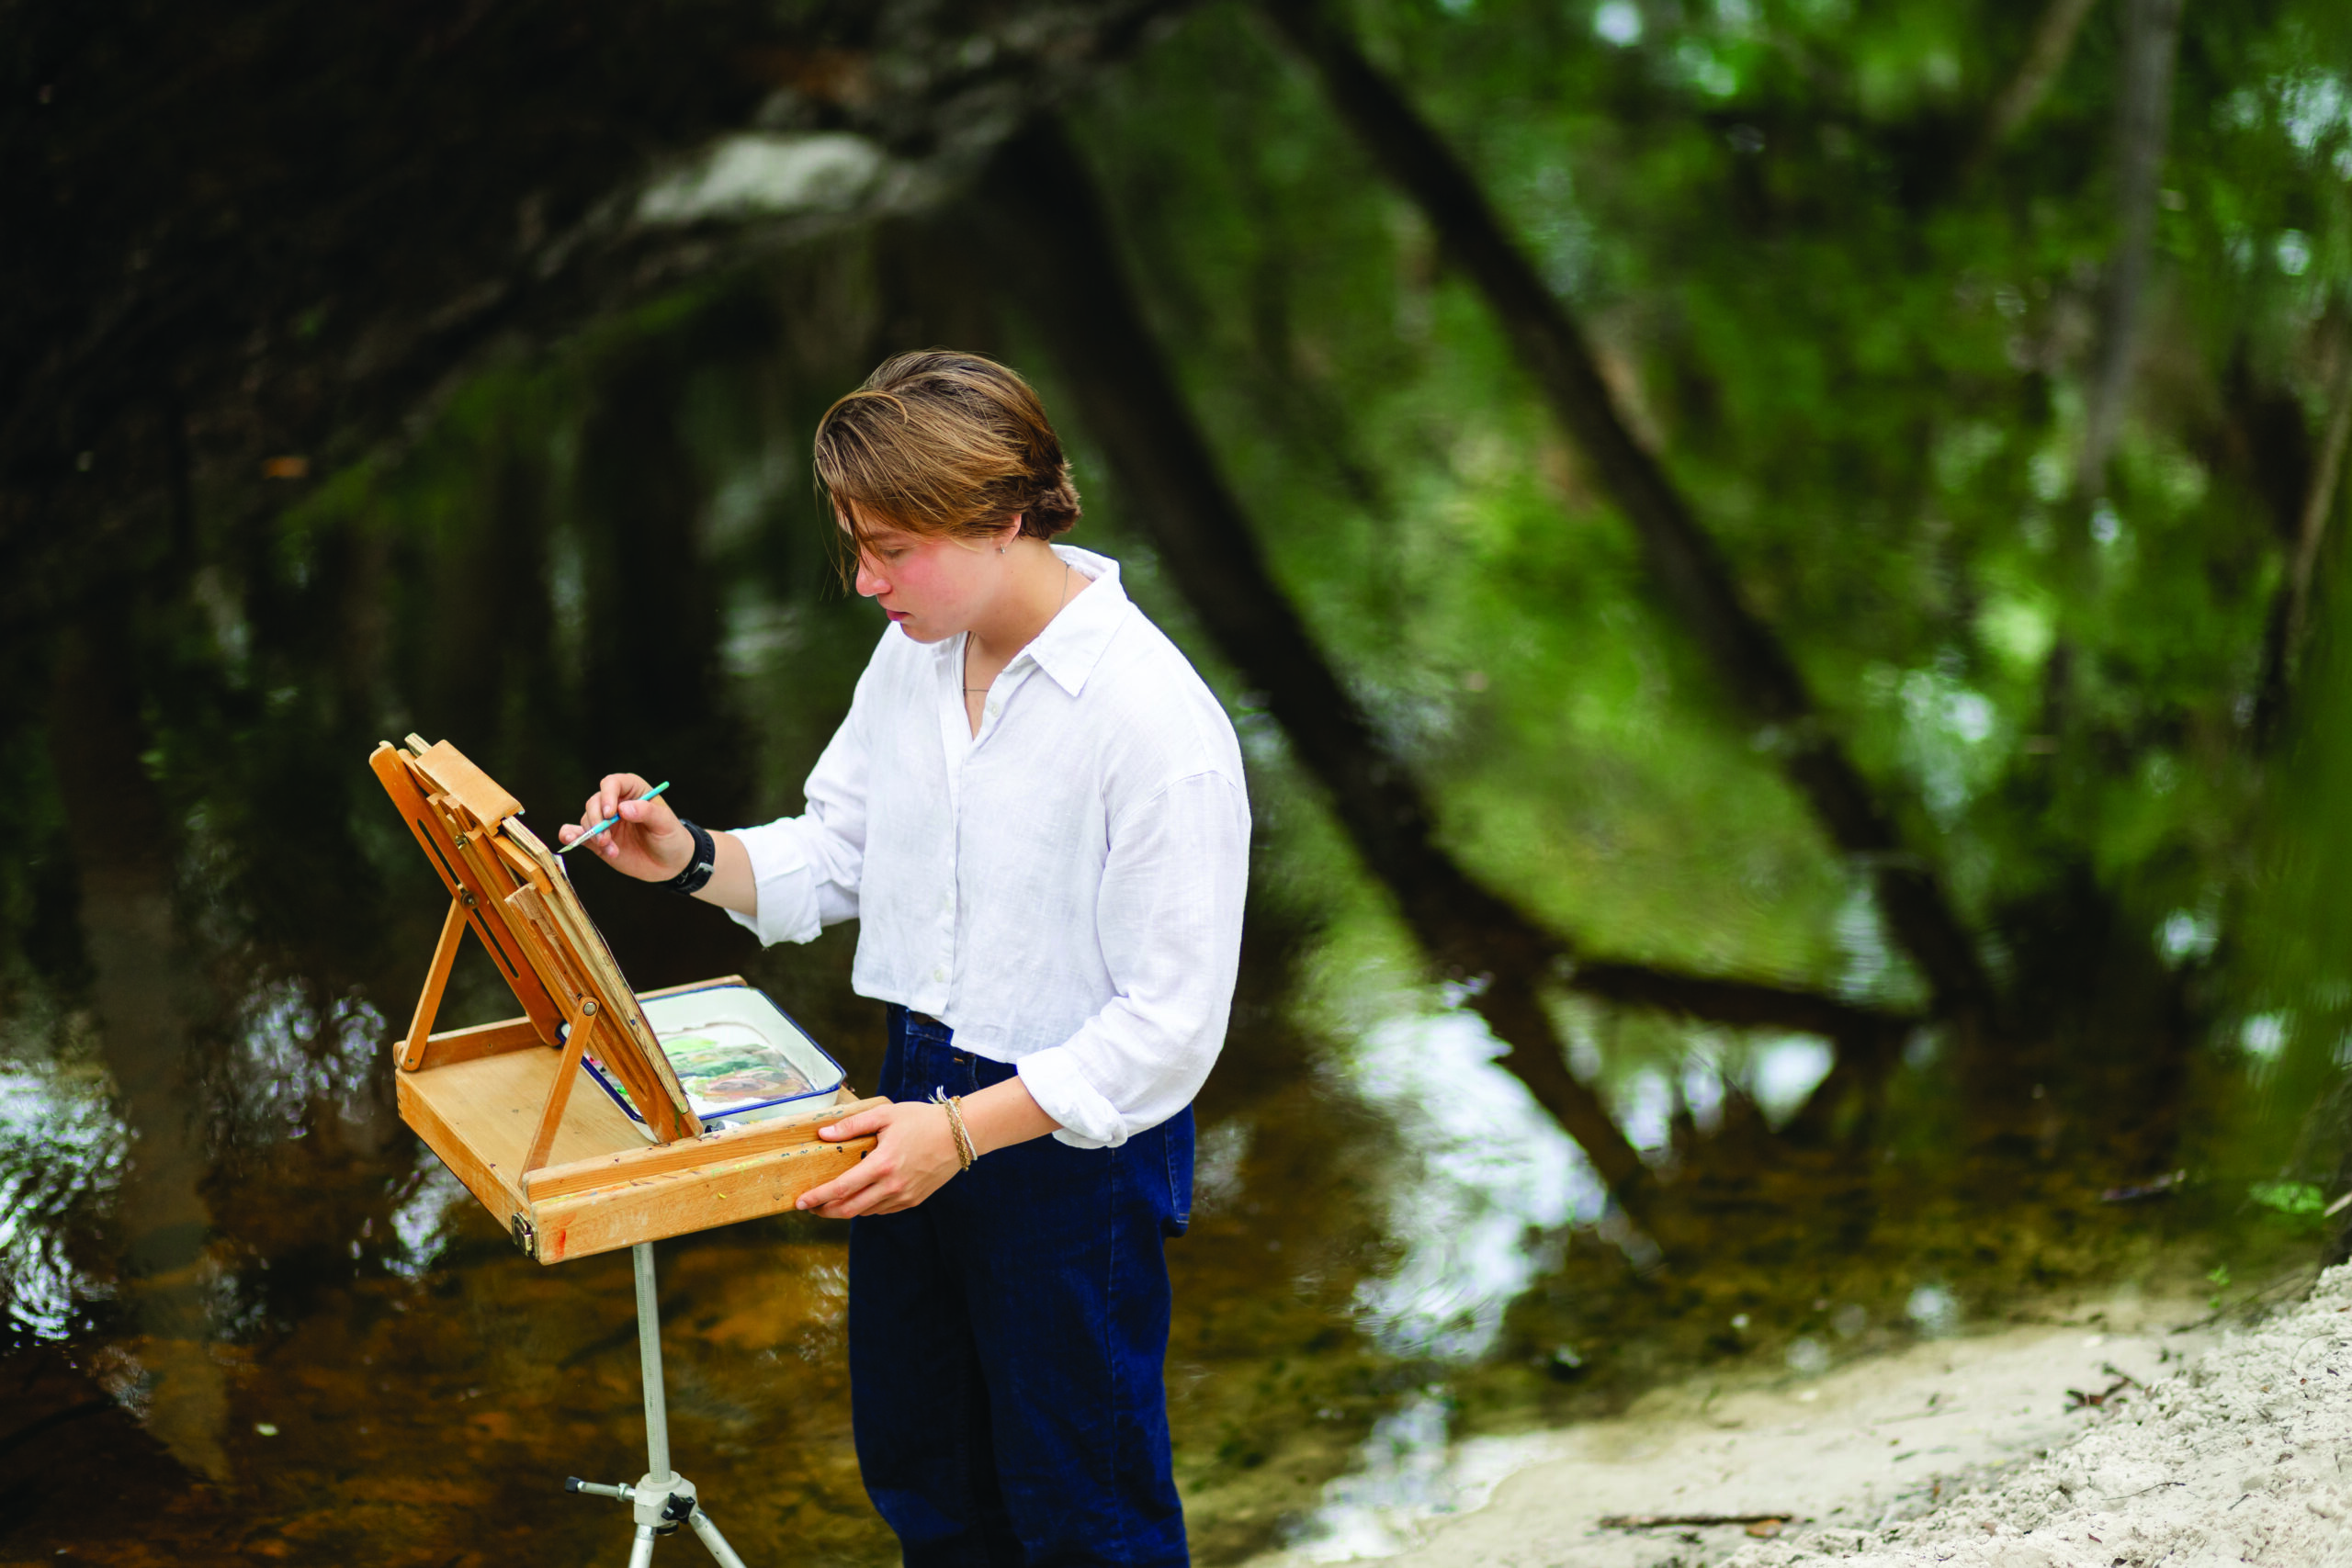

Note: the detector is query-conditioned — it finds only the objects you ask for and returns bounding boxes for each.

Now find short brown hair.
[813,350,1080,575]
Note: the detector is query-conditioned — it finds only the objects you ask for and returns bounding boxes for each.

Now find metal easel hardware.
[564,1243,752,1568]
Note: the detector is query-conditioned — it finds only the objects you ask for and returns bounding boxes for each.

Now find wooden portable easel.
[369,736,880,1263]
[374,736,884,1565]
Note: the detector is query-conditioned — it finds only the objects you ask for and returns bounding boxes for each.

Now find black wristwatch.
[663,818,718,896]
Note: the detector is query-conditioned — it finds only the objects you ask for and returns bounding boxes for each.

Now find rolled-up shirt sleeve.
[725,696,867,948]
[1017,770,1250,1148]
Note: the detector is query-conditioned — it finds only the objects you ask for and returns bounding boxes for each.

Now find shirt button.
[932,965,948,983]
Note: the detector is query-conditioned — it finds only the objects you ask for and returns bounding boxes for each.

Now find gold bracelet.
[947,1098,976,1168]
[929,1088,977,1170]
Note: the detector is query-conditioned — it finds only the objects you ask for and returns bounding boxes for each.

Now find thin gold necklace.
[965,560,1071,694]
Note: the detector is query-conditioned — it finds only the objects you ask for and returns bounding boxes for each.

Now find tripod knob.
[662,1492,696,1523]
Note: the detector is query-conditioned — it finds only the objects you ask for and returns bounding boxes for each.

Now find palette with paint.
[583,982,846,1132]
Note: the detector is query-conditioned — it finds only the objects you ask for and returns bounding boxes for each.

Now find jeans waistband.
[883,1004,1015,1099]
[891,1004,953,1045]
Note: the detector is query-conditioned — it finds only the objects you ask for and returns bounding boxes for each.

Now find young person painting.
[557,349,1250,1566]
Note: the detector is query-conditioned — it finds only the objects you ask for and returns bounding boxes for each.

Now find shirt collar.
[1018,546,1129,697]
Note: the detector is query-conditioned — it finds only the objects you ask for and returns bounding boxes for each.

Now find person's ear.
[998,513,1023,555]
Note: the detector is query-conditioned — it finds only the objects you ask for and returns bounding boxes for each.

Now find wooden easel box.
[370,738,882,1265]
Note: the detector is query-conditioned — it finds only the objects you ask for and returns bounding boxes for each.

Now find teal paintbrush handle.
[560,779,672,853]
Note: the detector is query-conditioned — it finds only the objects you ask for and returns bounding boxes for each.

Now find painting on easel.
[367,736,883,1263]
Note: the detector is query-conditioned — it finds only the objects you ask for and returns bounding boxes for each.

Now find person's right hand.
[558,773,692,884]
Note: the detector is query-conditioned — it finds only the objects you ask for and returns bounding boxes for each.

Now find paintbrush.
[560,779,671,853]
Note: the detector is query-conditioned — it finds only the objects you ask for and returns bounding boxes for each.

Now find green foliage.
[2248,1179,2327,1225]
[1061,0,2352,1118]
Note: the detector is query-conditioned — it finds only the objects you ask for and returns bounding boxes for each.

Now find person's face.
[850,513,1003,642]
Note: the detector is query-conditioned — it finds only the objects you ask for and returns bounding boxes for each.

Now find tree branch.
[1566,963,1915,1044]
[1259,0,1996,1025]
[969,116,1917,1209]
[1977,0,2104,155]
[2283,315,2352,678]
[2251,311,2352,739]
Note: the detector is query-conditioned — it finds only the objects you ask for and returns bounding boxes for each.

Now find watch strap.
[663,818,718,896]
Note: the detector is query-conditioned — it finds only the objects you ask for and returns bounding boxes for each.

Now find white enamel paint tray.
[582,979,848,1134]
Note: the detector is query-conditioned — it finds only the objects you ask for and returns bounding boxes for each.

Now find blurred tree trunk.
[44,603,227,1482]
[1259,0,1996,1043]
[2207,345,2322,741]
[567,321,765,989]
[971,117,1917,1214]
[424,429,562,798]
[2077,0,2185,495]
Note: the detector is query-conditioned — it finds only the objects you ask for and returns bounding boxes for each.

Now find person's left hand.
[796,1100,962,1218]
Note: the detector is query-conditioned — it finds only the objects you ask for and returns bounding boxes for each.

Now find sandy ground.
[1250,1270,2352,1568]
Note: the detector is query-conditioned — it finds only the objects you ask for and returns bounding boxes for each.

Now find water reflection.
[1753,1040,1834,1122]
[387,1162,470,1280]
[1340,1009,1596,1359]
[226,984,387,1146]
[0,1055,122,1339]
[1905,1282,1962,1338]
[1283,1392,1555,1563]
[1611,1034,1834,1156]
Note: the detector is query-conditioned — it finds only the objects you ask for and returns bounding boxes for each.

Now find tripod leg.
[634,1241,674,1484]
[687,1505,751,1568]
[628,1523,660,1568]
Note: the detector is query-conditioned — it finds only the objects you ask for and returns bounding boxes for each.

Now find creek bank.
[1726,1265,2352,1567]
[1246,1277,2336,1567]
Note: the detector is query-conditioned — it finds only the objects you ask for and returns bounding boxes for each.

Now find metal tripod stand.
[565,1242,752,1567]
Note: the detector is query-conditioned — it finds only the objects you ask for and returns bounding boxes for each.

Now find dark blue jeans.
[849,1005,1194,1568]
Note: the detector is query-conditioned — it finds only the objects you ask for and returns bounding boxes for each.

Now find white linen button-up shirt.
[726,547,1250,1149]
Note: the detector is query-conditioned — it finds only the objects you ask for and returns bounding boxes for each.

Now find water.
[3,642,2331,1566]
[0,905,2329,1566]
[1283,1393,1554,1562]
[2,694,2333,1562]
